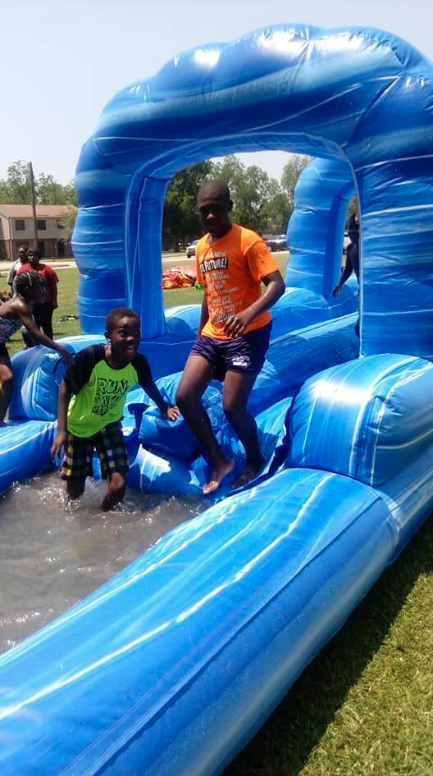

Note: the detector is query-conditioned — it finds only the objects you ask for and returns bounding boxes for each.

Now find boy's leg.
[23,305,42,348]
[22,329,35,348]
[101,472,126,512]
[66,477,86,500]
[35,304,54,339]
[94,422,129,511]
[60,433,93,501]
[0,355,14,425]
[223,323,271,488]
[176,354,234,495]
[222,370,264,488]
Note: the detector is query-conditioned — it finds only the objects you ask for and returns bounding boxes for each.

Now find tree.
[214,155,291,235]
[57,207,77,239]
[0,160,78,206]
[162,160,214,250]
[261,178,292,234]
[162,154,300,248]
[0,160,33,204]
[281,155,312,210]
[37,174,77,206]
[346,194,358,221]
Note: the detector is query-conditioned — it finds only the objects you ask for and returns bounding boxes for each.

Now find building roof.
[0,204,77,218]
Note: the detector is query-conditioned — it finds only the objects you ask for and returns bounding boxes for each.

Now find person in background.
[51,307,179,511]
[333,210,360,336]
[176,180,285,496]
[333,211,360,296]
[17,248,59,345]
[0,270,71,426]
[7,246,28,295]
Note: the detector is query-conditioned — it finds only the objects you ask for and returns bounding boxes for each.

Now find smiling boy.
[51,307,179,511]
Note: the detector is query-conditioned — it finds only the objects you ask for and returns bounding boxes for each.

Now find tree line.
[0,155,311,249]
[0,161,77,207]
[163,154,311,250]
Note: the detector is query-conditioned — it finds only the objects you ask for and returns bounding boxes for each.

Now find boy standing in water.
[51,307,179,511]
[176,180,285,495]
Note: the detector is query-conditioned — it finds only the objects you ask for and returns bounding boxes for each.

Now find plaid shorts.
[60,421,129,480]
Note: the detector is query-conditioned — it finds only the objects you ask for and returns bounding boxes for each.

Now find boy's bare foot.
[202,458,235,495]
[231,456,265,490]
[101,495,123,512]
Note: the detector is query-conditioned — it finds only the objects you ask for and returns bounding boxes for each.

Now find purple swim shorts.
[190,322,271,381]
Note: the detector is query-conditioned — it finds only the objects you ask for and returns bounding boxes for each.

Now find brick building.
[0,204,76,260]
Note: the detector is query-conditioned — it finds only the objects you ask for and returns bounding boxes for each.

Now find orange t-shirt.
[196,224,279,340]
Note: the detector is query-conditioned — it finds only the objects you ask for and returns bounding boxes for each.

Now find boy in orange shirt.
[176,180,285,495]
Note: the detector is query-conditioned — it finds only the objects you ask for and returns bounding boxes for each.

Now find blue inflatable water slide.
[1,24,433,776]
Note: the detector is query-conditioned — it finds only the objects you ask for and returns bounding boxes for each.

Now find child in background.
[17,248,59,344]
[51,307,179,511]
[0,270,72,426]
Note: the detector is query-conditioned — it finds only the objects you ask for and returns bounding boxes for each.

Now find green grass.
[225,518,433,776]
[8,253,433,774]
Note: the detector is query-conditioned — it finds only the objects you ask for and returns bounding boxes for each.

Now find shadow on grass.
[224,515,433,776]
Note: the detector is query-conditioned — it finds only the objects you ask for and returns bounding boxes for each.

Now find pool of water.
[0,473,206,654]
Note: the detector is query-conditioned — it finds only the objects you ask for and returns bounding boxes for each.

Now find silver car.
[186,239,199,258]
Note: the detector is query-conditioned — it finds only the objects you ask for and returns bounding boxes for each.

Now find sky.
[2,0,432,186]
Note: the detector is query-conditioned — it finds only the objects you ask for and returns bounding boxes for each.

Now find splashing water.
[0,473,206,654]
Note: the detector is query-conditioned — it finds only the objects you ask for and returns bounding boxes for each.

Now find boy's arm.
[136,355,179,421]
[18,304,71,363]
[48,267,59,308]
[199,296,209,335]
[333,255,353,296]
[52,283,58,309]
[7,265,15,287]
[50,380,72,457]
[140,378,180,422]
[223,270,285,338]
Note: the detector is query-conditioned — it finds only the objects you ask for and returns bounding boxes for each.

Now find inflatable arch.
[73,24,433,358]
[1,24,433,776]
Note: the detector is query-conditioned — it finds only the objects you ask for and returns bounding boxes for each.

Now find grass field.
[4,255,433,775]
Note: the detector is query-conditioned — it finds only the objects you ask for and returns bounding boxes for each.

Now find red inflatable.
[162,266,197,290]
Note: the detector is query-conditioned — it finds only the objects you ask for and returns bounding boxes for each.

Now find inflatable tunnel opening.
[75,130,354,338]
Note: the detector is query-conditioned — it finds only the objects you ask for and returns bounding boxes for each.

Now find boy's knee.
[175,385,190,413]
[223,396,240,420]
[0,367,14,389]
[2,374,14,390]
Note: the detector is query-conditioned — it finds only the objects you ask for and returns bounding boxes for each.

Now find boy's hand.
[163,404,180,422]
[223,310,254,338]
[51,430,67,459]
[59,347,73,364]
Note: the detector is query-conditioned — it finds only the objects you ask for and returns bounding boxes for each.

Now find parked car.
[186,239,200,258]
[265,234,287,252]
[343,232,350,254]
